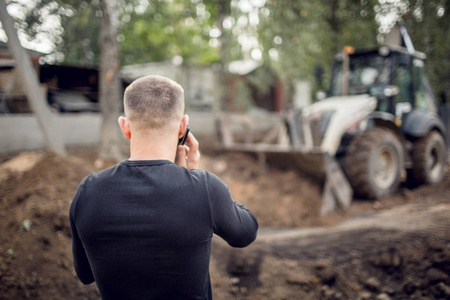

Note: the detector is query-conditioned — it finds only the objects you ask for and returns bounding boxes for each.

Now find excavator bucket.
[216,113,353,215]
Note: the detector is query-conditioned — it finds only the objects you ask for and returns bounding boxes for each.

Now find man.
[69,75,258,299]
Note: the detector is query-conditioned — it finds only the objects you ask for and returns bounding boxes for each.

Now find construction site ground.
[0,147,449,299]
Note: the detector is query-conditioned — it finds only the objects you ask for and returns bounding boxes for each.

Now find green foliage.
[257,0,379,99]
[403,0,450,103]
[120,0,219,65]
[59,1,101,66]
[3,0,101,64]
[4,0,227,66]
[4,0,449,104]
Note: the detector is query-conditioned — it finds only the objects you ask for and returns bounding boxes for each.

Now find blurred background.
[0,1,449,299]
[0,0,449,157]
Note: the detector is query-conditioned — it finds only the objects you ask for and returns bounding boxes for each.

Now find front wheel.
[409,130,446,185]
[345,128,404,199]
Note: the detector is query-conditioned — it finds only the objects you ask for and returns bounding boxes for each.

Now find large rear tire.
[409,130,446,185]
[345,127,404,199]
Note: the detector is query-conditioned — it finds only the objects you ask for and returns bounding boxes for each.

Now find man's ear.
[178,114,189,139]
[118,116,131,140]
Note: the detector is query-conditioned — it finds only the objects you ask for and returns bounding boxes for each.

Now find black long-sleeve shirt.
[69,160,258,300]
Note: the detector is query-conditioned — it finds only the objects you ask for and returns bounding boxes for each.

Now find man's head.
[123,75,185,131]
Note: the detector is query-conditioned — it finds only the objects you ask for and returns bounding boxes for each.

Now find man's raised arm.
[206,172,258,247]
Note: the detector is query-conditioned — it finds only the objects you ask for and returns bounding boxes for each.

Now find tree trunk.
[217,0,230,111]
[0,0,66,156]
[98,0,123,162]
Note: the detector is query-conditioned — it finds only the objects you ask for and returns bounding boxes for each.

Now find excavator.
[217,25,449,215]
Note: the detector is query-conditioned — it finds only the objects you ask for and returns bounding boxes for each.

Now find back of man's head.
[124,75,184,131]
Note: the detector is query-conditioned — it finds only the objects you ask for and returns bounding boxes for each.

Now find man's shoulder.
[94,162,122,176]
[190,169,228,191]
[82,162,123,185]
[189,168,208,177]
[189,168,219,182]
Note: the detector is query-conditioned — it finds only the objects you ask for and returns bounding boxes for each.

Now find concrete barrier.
[0,111,282,154]
[0,114,101,154]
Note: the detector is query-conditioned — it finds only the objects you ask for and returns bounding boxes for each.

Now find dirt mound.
[0,152,101,299]
[200,153,323,227]
[0,148,449,299]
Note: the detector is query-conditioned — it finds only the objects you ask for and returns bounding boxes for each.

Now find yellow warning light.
[344,46,355,54]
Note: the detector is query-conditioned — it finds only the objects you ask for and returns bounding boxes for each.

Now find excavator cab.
[327,47,437,118]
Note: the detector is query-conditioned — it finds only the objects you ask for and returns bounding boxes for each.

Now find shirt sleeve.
[205,172,258,248]
[69,176,95,285]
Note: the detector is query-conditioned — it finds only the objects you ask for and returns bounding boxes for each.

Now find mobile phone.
[178,124,190,145]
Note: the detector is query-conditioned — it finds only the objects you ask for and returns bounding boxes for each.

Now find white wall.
[0,111,282,154]
[0,114,101,154]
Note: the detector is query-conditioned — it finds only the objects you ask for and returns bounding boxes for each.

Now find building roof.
[0,41,44,59]
[228,60,262,75]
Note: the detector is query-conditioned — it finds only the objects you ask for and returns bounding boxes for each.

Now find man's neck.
[128,132,178,162]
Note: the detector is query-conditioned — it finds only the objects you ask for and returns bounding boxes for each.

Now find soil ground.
[0,147,449,299]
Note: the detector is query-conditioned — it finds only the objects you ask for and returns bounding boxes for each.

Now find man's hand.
[176,132,200,170]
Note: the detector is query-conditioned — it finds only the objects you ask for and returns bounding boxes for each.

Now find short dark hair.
[124,75,184,129]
